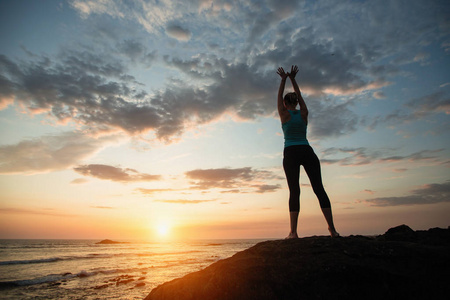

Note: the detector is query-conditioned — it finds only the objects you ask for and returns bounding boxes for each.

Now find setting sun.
[156,222,170,237]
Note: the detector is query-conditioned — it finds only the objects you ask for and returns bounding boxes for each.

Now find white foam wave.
[0,253,115,266]
[0,273,75,289]
[0,257,61,265]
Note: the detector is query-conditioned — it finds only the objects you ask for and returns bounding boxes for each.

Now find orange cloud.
[154,199,216,204]
[73,164,161,183]
[185,167,282,193]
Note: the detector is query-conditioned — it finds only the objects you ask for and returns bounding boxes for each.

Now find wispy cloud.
[361,189,375,195]
[71,178,89,184]
[0,207,78,217]
[135,188,175,195]
[321,147,444,166]
[0,131,120,174]
[365,181,450,207]
[253,184,282,194]
[185,167,282,193]
[406,91,450,116]
[73,164,161,183]
[369,90,450,131]
[90,206,115,209]
[166,24,191,41]
[154,199,216,204]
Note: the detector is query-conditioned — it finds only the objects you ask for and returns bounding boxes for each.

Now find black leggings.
[283,145,331,211]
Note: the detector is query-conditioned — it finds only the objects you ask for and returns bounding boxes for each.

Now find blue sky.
[0,0,449,239]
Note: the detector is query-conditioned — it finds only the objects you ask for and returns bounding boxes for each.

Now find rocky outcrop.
[95,239,126,244]
[145,225,449,300]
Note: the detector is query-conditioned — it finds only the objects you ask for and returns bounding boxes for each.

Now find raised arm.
[289,65,308,124]
[276,67,290,121]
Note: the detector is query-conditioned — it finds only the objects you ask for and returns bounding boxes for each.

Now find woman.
[277,65,339,238]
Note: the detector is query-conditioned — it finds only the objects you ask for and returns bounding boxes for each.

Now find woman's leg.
[286,211,299,239]
[321,208,339,237]
[303,147,339,237]
[283,147,301,238]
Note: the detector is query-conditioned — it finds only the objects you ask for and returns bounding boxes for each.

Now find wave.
[0,273,76,290]
[0,253,114,266]
[0,257,62,265]
[0,249,207,266]
[0,267,146,290]
[0,255,224,290]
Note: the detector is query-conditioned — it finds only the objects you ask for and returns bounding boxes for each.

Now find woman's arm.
[289,65,308,124]
[277,67,290,122]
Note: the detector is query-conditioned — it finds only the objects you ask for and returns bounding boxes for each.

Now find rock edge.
[144,225,449,300]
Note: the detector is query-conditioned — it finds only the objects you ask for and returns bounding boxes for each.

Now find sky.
[0,0,449,240]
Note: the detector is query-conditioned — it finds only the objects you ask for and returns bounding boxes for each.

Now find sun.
[156,222,170,237]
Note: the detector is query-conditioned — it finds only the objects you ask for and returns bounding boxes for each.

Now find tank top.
[282,110,309,148]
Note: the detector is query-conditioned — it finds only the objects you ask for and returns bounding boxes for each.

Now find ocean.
[0,239,262,299]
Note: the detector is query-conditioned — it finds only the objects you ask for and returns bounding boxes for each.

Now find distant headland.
[95,239,128,245]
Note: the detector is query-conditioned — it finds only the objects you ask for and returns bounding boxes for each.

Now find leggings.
[283,145,331,211]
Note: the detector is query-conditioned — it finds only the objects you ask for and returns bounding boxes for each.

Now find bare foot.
[285,232,299,239]
[328,228,340,238]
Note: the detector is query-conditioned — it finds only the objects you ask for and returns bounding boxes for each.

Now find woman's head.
[284,92,298,107]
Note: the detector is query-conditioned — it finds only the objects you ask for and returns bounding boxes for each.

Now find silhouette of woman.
[277,65,339,238]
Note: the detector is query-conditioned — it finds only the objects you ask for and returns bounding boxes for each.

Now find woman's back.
[282,110,309,148]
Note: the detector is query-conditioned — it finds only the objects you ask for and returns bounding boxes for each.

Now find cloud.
[71,178,89,184]
[185,167,282,193]
[161,55,362,139]
[90,206,115,209]
[154,199,215,204]
[361,189,375,195]
[0,131,120,174]
[321,147,444,166]
[166,24,192,41]
[0,73,15,109]
[2,0,448,145]
[369,90,450,130]
[365,181,450,207]
[186,167,254,184]
[406,91,450,116]
[247,0,300,41]
[307,97,359,138]
[73,164,161,182]
[71,0,182,35]
[253,184,282,194]
[0,53,161,133]
[116,39,158,67]
[0,207,78,217]
[373,91,386,99]
[70,0,125,19]
[413,52,430,64]
[135,188,175,195]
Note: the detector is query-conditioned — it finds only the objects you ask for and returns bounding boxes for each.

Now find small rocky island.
[95,239,127,245]
[145,225,449,300]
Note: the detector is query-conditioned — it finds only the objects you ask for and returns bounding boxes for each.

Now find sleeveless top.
[282,110,309,148]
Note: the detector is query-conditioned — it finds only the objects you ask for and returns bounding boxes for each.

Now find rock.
[135,282,146,287]
[145,225,450,300]
[116,279,134,286]
[94,283,111,290]
[416,227,450,246]
[383,224,417,242]
[96,239,126,244]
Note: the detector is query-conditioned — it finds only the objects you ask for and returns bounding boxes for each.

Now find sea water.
[0,239,262,299]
